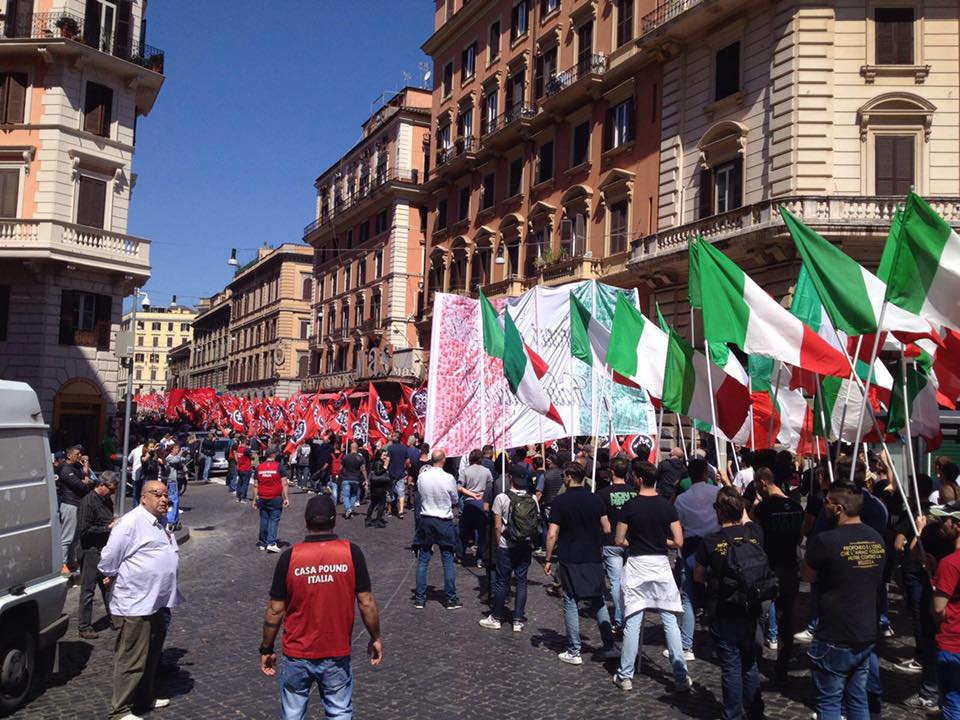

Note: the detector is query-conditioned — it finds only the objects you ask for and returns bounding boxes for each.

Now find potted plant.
[146,52,165,73]
[56,16,79,39]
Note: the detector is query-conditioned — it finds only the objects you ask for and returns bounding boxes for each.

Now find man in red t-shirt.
[260,495,382,720]
[235,436,254,503]
[928,507,960,718]
[252,451,289,553]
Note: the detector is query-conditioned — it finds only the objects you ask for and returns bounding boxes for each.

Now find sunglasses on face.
[144,490,169,498]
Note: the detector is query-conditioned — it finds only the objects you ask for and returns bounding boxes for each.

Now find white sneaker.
[663,648,695,662]
[512,621,524,633]
[893,658,923,674]
[478,615,501,630]
[117,714,144,720]
[266,544,281,553]
[613,675,633,691]
[793,629,814,643]
[152,698,171,709]
[765,638,779,650]
[558,650,583,665]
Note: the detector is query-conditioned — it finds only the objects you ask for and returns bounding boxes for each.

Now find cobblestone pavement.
[12,482,930,719]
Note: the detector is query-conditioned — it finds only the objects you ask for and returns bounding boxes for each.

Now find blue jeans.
[939,649,960,720]
[415,545,457,604]
[279,655,352,720]
[901,566,939,699]
[712,615,764,720]
[679,551,698,651]
[165,473,180,525]
[236,470,252,501]
[491,545,531,622]
[341,480,360,515]
[808,639,873,720]
[201,454,211,481]
[602,546,626,628]
[459,499,487,565]
[617,609,687,683]
[766,601,778,640]
[391,477,406,507]
[562,590,614,656]
[227,460,237,491]
[258,496,283,547]
[325,478,339,504]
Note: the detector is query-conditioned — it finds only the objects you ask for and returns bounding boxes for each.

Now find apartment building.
[226,244,313,399]
[302,86,431,393]
[166,340,190,390]
[118,303,195,396]
[0,0,164,452]
[420,0,662,330]
[631,0,960,333]
[188,289,230,392]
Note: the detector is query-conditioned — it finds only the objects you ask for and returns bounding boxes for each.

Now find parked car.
[0,381,69,713]
[209,439,231,475]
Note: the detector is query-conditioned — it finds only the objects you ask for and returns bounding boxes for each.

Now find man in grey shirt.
[413,450,462,609]
[459,449,492,567]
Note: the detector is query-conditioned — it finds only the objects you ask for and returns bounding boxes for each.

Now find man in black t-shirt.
[544,463,615,665]
[597,456,638,630]
[752,467,803,680]
[339,441,367,520]
[657,447,687,500]
[695,489,766,720]
[802,482,886,720]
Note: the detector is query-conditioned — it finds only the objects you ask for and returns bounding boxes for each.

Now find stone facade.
[166,341,191,390]
[189,290,230,392]
[118,304,195,395]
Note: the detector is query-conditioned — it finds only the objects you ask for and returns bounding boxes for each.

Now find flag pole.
[815,376,835,483]
[748,376,755,450]
[768,361,784,447]
[675,413,688,460]
[689,306,697,454]
[656,405,664,462]
[590,365,610,493]
[899,350,923,517]
[702,338,724,477]
[835,335,863,455]
[478,306,487,451]
[848,303,888,483]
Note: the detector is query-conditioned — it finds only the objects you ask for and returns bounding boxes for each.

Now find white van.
[0,381,69,713]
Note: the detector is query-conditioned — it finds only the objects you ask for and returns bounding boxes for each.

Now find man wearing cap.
[413,449,462,609]
[260,495,383,720]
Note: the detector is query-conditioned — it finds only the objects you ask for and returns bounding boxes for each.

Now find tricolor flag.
[570,292,642,388]
[503,309,564,428]
[888,362,942,450]
[607,294,669,398]
[480,289,504,358]
[885,192,960,333]
[696,238,850,378]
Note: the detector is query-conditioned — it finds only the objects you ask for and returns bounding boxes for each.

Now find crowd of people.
[54,423,960,720]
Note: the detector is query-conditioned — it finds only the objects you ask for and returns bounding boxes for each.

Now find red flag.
[367,383,393,445]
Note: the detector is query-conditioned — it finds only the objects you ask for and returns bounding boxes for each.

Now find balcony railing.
[436,136,477,166]
[357,318,384,333]
[0,218,150,274]
[544,54,607,97]
[481,104,535,137]
[641,0,704,36]
[303,169,421,237]
[1,11,165,73]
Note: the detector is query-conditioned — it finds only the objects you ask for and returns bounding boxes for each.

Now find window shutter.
[100,85,113,136]
[894,13,913,64]
[77,175,107,228]
[84,0,101,49]
[875,135,915,195]
[698,168,713,219]
[83,83,103,134]
[4,0,17,38]
[59,290,76,345]
[731,157,743,210]
[116,0,133,59]
[875,16,894,64]
[893,136,915,195]
[95,293,112,350]
[560,217,573,253]
[626,99,636,141]
[535,54,544,99]
[8,0,34,37]
[505,78,514,113]
[603,106,614,151]
[3,73,27,123]
[574,213,586,255]
[0,169,19,218]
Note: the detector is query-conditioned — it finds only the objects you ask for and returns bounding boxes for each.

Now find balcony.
[525,253,599,288]
[540,54,607,113]
[0,11,165,73]
[435,136,479,177]
[356,318,385,335]
[0,218,150,279]
[629,195,960,264]
[480,275,526,299]
[303,169,421,242]
[481,104,536,151]
[303,370,356,393]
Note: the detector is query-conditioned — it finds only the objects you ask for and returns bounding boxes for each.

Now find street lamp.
[118,287,144,516]
[495,245,506,265]
[227,248,239,267]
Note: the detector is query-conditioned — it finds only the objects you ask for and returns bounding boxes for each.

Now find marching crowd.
[55,425,960,720]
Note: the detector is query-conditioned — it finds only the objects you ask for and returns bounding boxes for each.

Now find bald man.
[657,446,688,500]
[412,450,462,609]
[99,480,183,720]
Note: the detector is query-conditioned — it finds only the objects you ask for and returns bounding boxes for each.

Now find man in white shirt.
[732,449,755,493]
[99,480,183,720]
[127,439,144,502]
[412,450,461,610]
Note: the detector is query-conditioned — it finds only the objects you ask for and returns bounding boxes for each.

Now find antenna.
[401,70,411,86]
[419,61,431,89]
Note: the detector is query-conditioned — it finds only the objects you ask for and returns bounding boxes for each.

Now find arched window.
[301,276,313,301]
[695,121,748,219]
[857,93,935,196]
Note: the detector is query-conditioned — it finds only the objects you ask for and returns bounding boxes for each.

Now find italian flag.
[503,308,564,428]
[696,238,850,378]
[885,192,960,333]
[888,362,942,450]
[570,292,609,366]
[607,293,669,399]
[480,290,504,358]
[661,328,751,440]
[748,355,812,452]
[781,208,934,339]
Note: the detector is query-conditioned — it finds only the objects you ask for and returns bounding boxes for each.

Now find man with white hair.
[413,450,462,610]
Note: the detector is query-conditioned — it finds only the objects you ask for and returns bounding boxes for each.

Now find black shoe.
[414,601,425,609]
[365,520,373,527]
[444,599,463,610]
[375,520,387,528]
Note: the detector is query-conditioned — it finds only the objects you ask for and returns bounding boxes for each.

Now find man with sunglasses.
[99,480,183,720]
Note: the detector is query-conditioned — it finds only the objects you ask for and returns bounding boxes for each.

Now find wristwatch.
[259,645,274,655]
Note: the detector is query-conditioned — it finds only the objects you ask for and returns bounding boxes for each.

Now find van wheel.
[0,629,35,713]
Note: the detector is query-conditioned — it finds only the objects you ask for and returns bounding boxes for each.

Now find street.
[14,482,925,720]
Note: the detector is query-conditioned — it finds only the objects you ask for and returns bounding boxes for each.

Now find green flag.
[479,290,503,359]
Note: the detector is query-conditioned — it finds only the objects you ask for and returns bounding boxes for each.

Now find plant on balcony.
[56,16,80,39]
[147,52,165,73]
[532,247,569,271]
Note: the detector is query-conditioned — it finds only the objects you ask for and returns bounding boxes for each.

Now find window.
[356,298,365,325]
[181,323,189,332]
[340,304,349,331]
[489,21,501,62]
[345,229,353,249]
[537,141,554,183]
[344,264,351,289]
[875,8,914,65]
[0,73,27,124]
[151,322,161,331]
[483,89,498,133]
[875,135,915,195]
[461,43,476,82]
[506,70,525,112]
[375,209,389,234]
[535,46,557,99]
[616,0,634,47]
[702,158,743,216]
[375,249,383,278]
[135,353,144,362]
[511,1,529,41]
[715,42,741,100]
[442,61,453,97]
[358,259,367,285]
[167,322,173,331]
[508,157,523,197]
[525,227,548,276]
[301,276,312,301]
[137,335,143,346]
[572,121,590,166]
[166,336,173,347]
[83,81,113,138]
[0,169,18,218]
[0,284,7,340]
[577,21,593,64]
[482,173,495,209]
[300,320,310,340]
[458,186,470,221]
[150,369,156,381]
[436,198,448,230]
[609,200,628,253]
[135,369,142,380]
[76,175,107,229]
[541,0,559,15]
[359,221,369,243]
[437,123,452,151]
[457,104,473,138]
[604,98,635,150]
[59,290,111,349]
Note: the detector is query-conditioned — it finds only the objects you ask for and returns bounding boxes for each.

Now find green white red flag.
[607,294,669,399]
[503,308,564,428]
[888,362,942,450]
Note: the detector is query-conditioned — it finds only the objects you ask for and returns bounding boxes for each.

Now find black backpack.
[718,531,779,613]
[503,491,539,544]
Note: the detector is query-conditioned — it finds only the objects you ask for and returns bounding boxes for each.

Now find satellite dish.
[423,71,431,82]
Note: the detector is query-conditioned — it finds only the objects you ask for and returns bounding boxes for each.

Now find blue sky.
[129,0,432,309]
